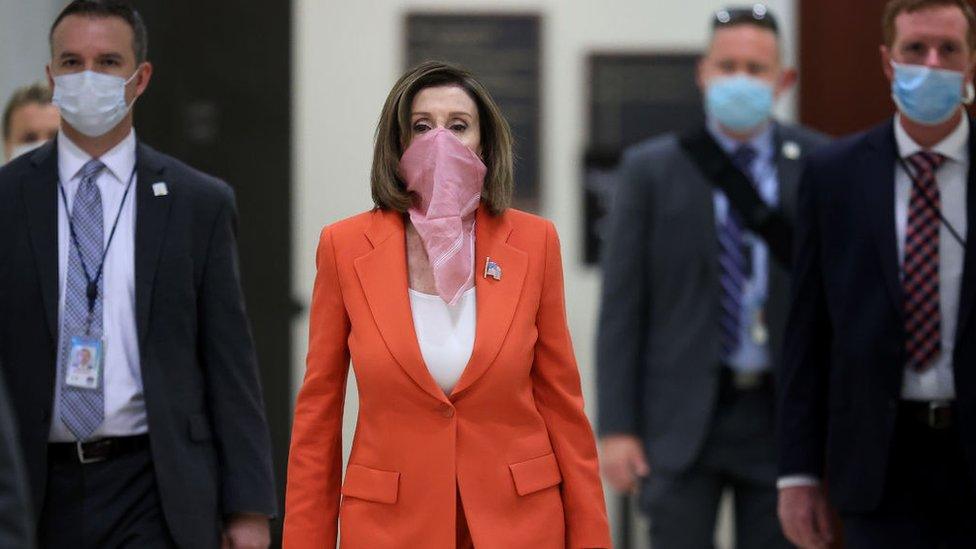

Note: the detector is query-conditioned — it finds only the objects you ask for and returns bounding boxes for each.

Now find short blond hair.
[370,61,514,215]
[3,82,52,140]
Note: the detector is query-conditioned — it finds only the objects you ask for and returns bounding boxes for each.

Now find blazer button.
[441,405,455,418]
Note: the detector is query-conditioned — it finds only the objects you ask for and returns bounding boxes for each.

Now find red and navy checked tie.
[903,151,945,372]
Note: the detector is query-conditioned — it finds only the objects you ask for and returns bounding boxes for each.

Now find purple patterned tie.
[59,159,106,440]
[718,145,756,360]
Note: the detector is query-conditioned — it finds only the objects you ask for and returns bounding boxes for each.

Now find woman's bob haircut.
[370,60,515,215]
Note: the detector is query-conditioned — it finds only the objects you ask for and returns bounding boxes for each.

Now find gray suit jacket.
[0,369,34,549]
[596,122,829,476]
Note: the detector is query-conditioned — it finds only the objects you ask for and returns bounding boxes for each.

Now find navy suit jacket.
[778,118,976,512]
[0,140,277,548]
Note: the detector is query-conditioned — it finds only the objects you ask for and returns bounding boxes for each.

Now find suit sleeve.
[595,148,650,436]
[199,188,277,517]
[531,221,612,549]
[0,373,34,549]
[283,227,351,549]
[777,159,832,479]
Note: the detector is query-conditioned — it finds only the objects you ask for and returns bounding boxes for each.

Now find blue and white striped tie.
[717,145,756,361]
[59,158,106,441]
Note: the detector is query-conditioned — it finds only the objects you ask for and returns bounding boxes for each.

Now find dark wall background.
[131,2,294,542]
[799,0,976,136]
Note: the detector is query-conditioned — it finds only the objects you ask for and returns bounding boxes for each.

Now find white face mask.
[7,140,47,163]
[53,69,138,137]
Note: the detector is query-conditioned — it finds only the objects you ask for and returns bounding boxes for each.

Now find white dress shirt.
[894,114,967,402]
[778,114,970,489]
[409,287,476,394]
[50,130,147,442]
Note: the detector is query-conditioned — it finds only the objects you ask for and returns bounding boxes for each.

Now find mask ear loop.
[964,81,975,105]
[122,66,144,111]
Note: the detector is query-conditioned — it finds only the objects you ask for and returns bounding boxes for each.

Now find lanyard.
[58,164,137,334]
[897,157,967,249]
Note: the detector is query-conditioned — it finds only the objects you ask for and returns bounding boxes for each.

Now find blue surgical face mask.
[8,140,46,163]
[705,74,775,133]
[891,61,971,126]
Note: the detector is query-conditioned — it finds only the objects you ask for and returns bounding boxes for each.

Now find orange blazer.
[283,206,611,549]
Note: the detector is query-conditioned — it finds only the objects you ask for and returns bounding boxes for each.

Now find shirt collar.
[706,117,776,163]
[894,113,969,164]
[57,129,137,185]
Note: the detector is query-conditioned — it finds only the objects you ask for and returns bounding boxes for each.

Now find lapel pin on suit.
[484,257,502,280]
[152,182,169,197]
[781,141,801,160]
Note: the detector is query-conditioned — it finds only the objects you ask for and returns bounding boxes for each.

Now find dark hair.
[50,0,148,64]
[883,0,976,51]
[711,4,780,35]
[3,82,53,140]
[371,61,514,215]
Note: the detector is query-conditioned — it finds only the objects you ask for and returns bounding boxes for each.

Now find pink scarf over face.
[398,127,487,305]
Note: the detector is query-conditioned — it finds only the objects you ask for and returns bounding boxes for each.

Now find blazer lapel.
[354,210,450,403]
[22,142,61,343]
[954,120,976,343]
[450,207,528,397]
[774,126,803,220]
[134,143,171,346]
[861,121,903,318]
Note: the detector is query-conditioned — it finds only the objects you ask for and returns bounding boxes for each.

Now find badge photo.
[65,336,104,390]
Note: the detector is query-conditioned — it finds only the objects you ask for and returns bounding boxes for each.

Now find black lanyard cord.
[897,157,967,249]
[58,164,137,321]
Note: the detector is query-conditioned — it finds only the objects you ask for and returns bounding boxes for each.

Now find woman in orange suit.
[283,61,611,549]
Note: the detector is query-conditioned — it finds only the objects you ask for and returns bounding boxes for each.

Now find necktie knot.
[907,151,946,176]
[731,145,757,175]
[78,159,105,183]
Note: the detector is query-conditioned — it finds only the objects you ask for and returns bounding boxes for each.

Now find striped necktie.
[903,151,946,372]
[718,145,757,361]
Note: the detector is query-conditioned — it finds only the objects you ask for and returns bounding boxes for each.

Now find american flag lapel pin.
[484,257,502,281]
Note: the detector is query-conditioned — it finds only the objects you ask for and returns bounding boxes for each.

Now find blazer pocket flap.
[188,413,213,442]
[509,453,562,496]
[341,464,400,504]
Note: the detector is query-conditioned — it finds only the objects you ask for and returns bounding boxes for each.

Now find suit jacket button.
[441,405,455,418]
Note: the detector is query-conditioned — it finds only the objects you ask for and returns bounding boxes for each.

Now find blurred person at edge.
[0,370,35,549]
[283,60,611,548]
[3,82,59,163]
[597,4,829,549]
[778,0,976,547]
[0,1,276,548]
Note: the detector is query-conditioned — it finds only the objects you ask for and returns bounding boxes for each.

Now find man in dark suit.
[0,371,34,549]
[0,2,276,547]
[597,5,828,548]
[778,1,976,547]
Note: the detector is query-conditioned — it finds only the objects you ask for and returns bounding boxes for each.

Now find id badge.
[750,308,769,346]
[65,336,104,390]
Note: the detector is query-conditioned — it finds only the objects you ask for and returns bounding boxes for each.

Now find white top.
[50,129,147,442]
[894,114,968,402]
[409,288,476,394]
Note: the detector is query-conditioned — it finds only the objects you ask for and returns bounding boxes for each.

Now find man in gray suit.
[596,5,829,548]
[0,371,34,549]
